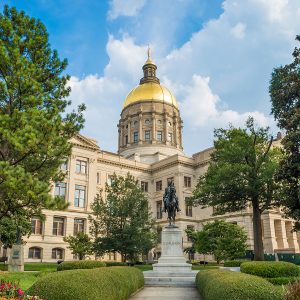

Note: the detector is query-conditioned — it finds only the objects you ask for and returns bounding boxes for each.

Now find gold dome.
[123,82,178,109]
[123,49,178,109]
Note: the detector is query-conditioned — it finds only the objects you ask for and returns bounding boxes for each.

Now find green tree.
[64,233,94,260]
[89,173,157,262]
[0,6,85,242]
[270,35,300,228]
[194,220,248,263]
[184,229,196,259]
[191,118,281,260]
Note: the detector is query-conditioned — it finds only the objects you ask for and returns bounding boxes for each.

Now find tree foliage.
[89,173,157,262]
[191,117,281,260]
[270,35,300,228]
[0,6,85,243]
[63,233,94,260]
[194,220,248,263]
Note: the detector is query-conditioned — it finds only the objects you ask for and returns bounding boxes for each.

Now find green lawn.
[0,262,57,272]
[0,272,39,290]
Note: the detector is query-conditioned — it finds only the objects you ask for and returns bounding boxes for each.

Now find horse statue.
[163,181,180,227]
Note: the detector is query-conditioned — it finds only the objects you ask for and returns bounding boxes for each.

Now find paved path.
[130,287,202,300]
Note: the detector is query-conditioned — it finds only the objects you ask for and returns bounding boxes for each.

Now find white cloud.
[108,0,146,20]
[68,0,300,154]
[230,22,246,39]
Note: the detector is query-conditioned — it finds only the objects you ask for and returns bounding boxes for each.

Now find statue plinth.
[153,226,192,272]
[8,244,24,272]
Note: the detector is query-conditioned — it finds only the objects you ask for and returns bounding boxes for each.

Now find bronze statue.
[163,181,180,226]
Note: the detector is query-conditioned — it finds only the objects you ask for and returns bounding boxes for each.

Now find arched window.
[52,248,64,260]
[28,247,42,259]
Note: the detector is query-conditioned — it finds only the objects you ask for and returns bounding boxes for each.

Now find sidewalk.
[129,287,202,300]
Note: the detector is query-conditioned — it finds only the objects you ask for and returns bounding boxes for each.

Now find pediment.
[70,133,100,151]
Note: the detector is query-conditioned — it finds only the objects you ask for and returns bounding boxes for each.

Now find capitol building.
[4,54,300,262]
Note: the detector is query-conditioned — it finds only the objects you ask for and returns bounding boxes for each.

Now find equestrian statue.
[163,181,181,227]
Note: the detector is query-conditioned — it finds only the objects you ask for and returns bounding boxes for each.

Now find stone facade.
[1,56,298,263]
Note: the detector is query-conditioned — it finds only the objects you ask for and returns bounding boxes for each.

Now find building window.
[125,135,128,144]
[97,172,100,184]
[141,181,148,192]
[28,247,42,259]
[55,182,67,199]
[52,248,64,260]
[53,217,65,236]
[133,132,138,143]
[144,130,151,141]
[167,177,174,184]
[156,201,163,219]
[156,180,162,191]
[76,159,87,174]
[74,219,85,235]
[186,205,193,217]
[187,225,194,242]
[168,132,173,142]
[60,160,68,171]
[107,175,115,186]
[188,252,195,261]
[31,217,42,235]
[74,185,86,208]
[184,176,192,188]
[157,131,162,141]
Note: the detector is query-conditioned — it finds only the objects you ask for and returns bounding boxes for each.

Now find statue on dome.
[163,181,180,227]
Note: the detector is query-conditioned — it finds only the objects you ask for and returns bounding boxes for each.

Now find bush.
[240,261,299,278]
[266,277,300,285]
[196,269,282,300]
[224,260,248,267]
[27,266,144,300]
[57,260,106,271]
[104,261,127,267]
[284,281,300,300]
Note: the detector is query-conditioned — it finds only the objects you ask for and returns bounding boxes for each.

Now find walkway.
[130,287,202,300]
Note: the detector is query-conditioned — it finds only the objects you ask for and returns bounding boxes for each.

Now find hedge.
[224,260,248,267]
[240,261,299,278]
[196,269,282,300]
[27,266,144,300]
[103,261,127,267]
[266,277,300,285]
[57,260,106,271]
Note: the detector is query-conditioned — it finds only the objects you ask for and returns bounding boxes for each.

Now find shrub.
[57,260,106,271]
[27,266,144,300]
[240,261,299,278]
[104,261,127,267]
[266,277,300,285]
[196,269,283,300]
[284,281,300,300]
[224,260,248,267]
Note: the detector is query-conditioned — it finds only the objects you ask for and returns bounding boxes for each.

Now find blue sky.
[1,0,300,155]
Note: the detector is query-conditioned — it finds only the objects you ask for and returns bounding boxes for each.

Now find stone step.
[144,277,196,287]
[144,271,198,277]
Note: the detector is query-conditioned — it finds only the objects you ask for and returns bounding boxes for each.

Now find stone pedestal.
[144,226,197,286]
[8,244,24,272]
[153,226,192,272]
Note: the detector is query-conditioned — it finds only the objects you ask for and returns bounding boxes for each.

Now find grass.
[0,272,39,290]
[0,262,57,272]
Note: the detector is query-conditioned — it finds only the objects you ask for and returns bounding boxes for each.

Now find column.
[127,117,131,144]
[163,112,167,144]
[286,221,299,251]
[173,115,178,148]
[138,113,143,144]
[263,216,278,253]
[152,112,156,143]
